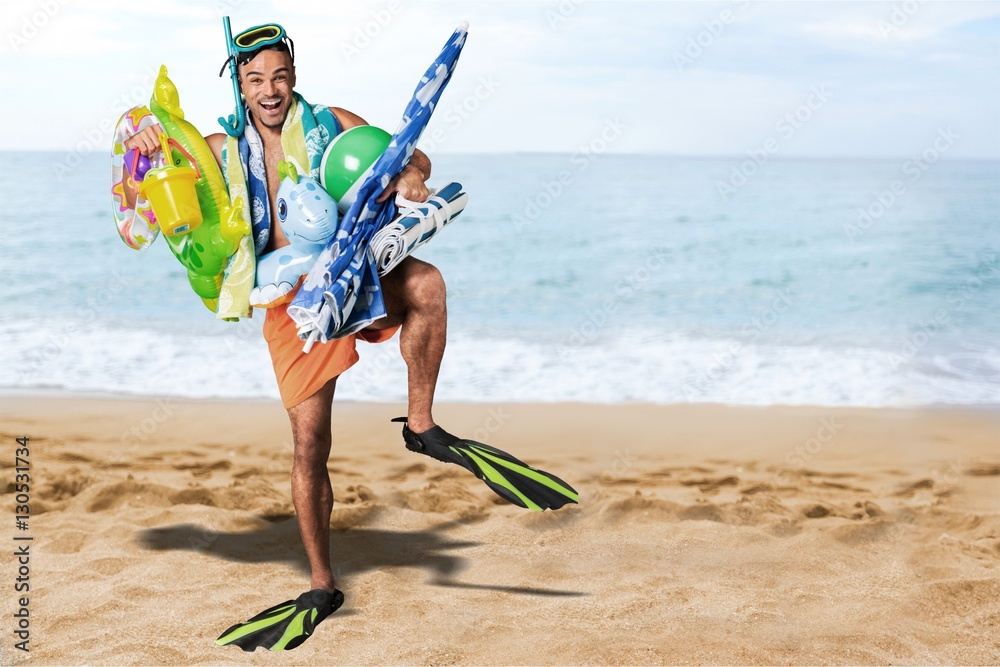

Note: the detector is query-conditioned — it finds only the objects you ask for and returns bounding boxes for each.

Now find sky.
[1,0,998,158]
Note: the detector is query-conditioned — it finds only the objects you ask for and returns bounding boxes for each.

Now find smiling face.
[238,48,296,130]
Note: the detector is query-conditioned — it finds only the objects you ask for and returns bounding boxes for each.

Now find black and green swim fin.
[215,589,343,652]
[391,417,579,511]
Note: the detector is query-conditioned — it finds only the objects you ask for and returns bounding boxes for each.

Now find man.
[126,23,576,652]
[127,26,447,583]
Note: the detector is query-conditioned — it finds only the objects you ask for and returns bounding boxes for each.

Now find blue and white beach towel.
[287,22,469,351]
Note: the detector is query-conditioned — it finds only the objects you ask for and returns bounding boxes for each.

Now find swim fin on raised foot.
[391,417,579,511]
[216,588,344,652]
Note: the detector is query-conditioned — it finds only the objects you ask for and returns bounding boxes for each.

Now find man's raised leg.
[363,256,447,433]
[287,375,339,592]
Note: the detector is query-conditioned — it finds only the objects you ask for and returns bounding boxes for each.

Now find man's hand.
[124,124,165,156]
[377,149,432,203]
[378,164,429,203]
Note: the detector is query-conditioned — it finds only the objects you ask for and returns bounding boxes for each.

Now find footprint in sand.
[965,463,1000,476]
[172,460,232,477]
[678,503,726,522]
[802,503,832,518]
[680,476,739,494]
[739,483,774,495]
[40,471,95,501]
[896,479,935,496]
[383,462,429,481]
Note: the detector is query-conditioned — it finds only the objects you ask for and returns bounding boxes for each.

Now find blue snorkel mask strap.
[217,16,245,137]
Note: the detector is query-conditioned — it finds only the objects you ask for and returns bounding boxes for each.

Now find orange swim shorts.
[263,300,399,410]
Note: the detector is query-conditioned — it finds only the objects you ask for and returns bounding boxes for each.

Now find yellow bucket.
[138,134,203,236]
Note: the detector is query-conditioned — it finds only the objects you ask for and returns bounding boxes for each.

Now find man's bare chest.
[262,143,286,208]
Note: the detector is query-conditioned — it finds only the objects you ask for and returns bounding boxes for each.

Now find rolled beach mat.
[319,125,392,213]
[369,182,468,275]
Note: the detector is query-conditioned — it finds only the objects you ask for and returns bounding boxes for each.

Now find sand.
[0,396,997,666]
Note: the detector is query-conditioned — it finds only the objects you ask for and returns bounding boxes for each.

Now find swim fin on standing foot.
[215,588,344,652]
[391,417,579,511]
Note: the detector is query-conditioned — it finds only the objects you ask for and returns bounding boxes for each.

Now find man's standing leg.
[287,376,339,592]
[283,256,446,592]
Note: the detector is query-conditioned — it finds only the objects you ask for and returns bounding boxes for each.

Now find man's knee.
[291,427,331,467]
[287,380,335,463]
[405,261,446,309]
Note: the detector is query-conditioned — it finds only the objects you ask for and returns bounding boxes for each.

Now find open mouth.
[260,99,282,113]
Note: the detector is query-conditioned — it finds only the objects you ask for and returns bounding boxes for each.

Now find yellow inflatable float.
[111,65,250,313]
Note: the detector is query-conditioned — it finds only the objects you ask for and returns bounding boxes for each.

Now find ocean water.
[1,151,997,406]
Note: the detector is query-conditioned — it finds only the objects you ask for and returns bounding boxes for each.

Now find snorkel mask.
[217,17,296,137]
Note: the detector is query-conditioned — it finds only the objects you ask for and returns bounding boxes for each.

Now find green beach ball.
[320,125,392,213]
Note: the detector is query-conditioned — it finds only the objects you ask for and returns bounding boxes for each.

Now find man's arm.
[121,127,223,201]
[330,106,368,131]
[331,106,431,202]
[206,133,225,169]
[406,149,432,181]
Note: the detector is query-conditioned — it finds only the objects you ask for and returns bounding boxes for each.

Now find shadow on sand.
[137,519,586,598]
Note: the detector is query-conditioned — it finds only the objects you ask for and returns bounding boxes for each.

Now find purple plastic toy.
[124,149,152,182]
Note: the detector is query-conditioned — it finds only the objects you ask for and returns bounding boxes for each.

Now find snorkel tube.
[217,16,245,137]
